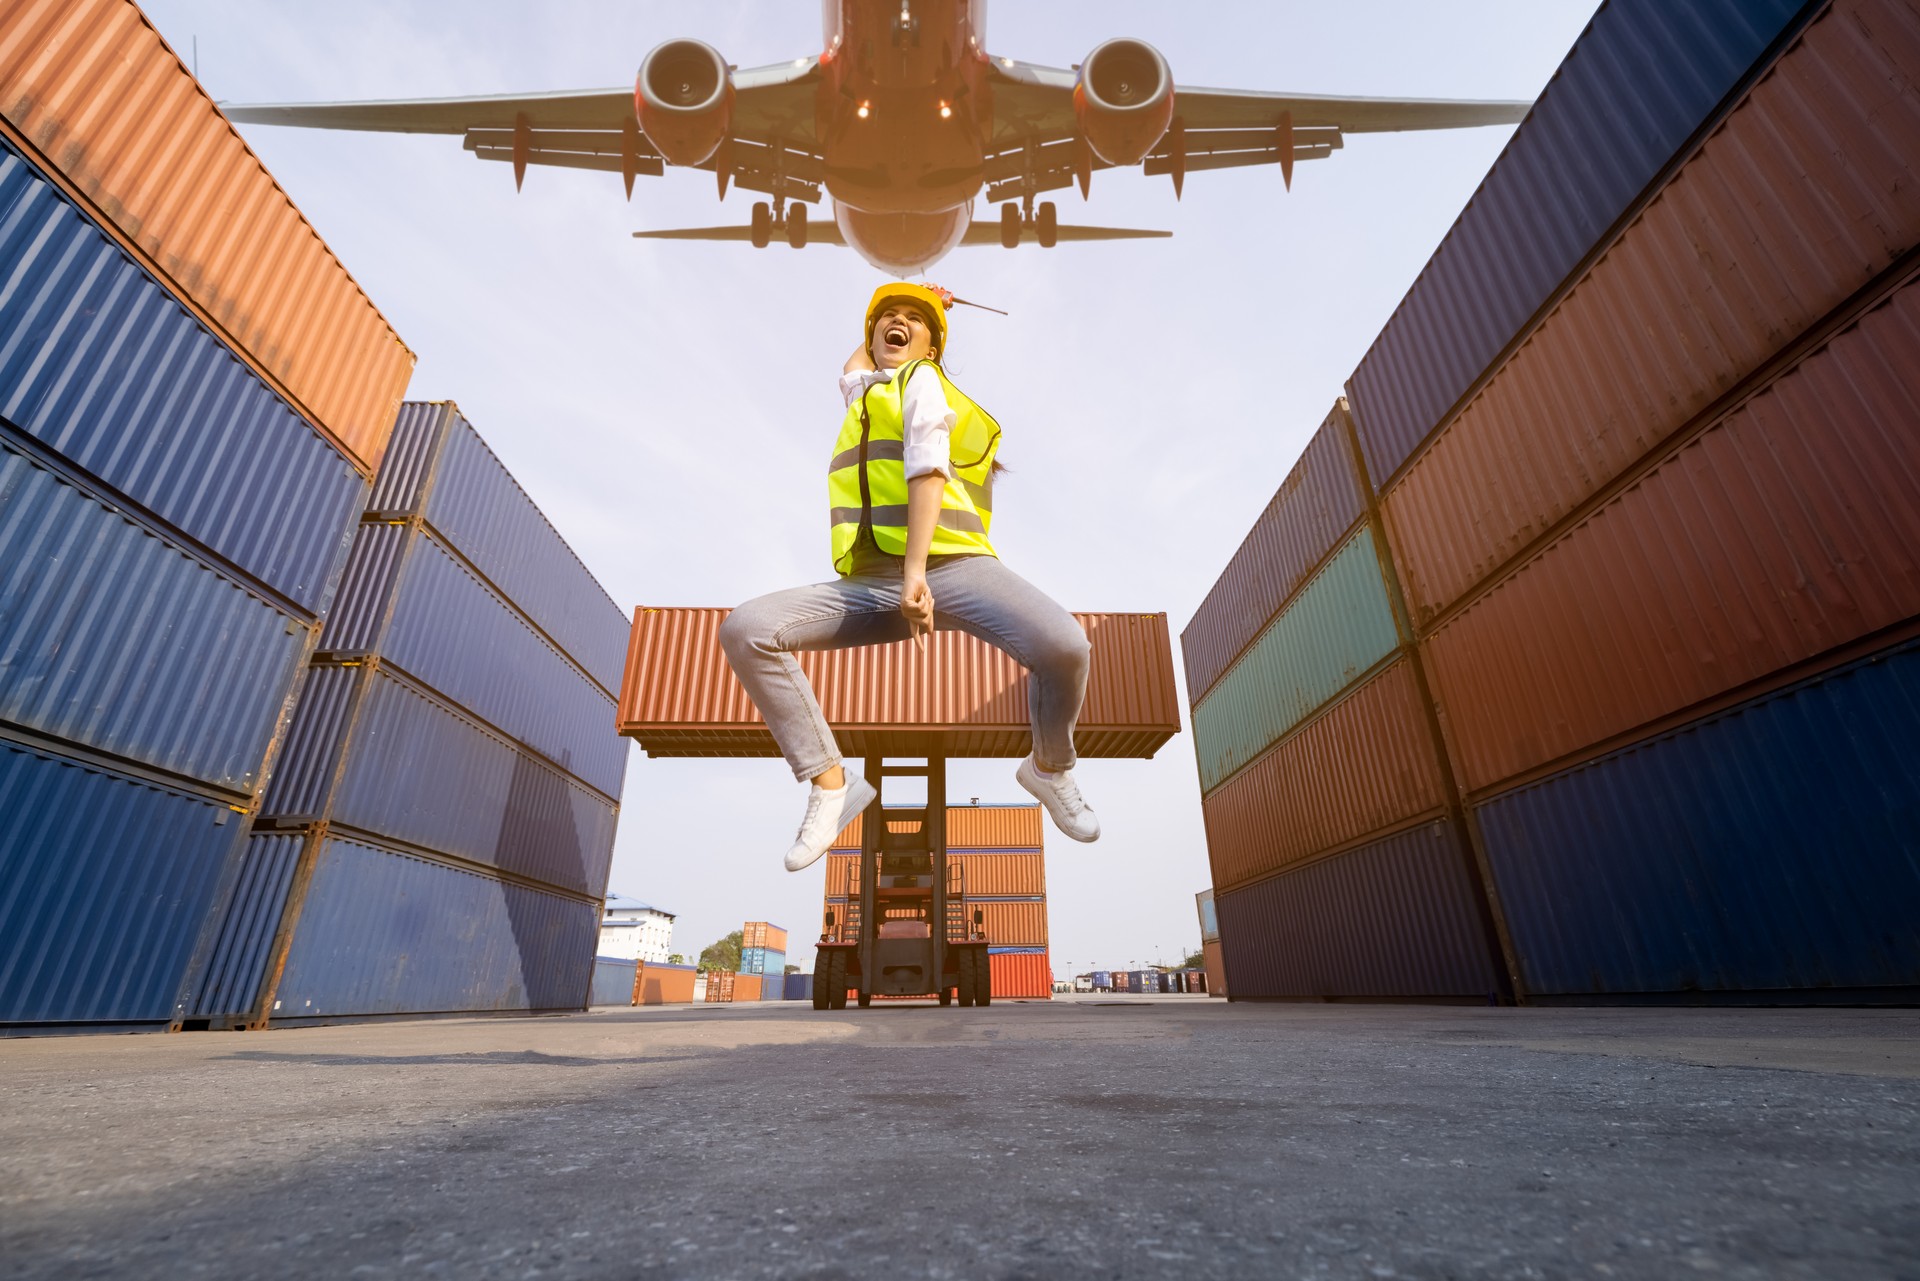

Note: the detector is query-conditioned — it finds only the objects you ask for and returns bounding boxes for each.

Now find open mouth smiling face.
[872,304,933,367]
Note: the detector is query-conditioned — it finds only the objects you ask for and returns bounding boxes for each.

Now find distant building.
[598,894,675,963]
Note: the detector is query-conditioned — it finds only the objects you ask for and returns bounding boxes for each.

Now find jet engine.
[835,204,972,277]
[635,39,733,166]
[1073,38,1174,167]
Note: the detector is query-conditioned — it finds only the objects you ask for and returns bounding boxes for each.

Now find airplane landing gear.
[750,199,812,249]
[999,201,1021,249]
[998,200,1058,249]
[750,201,773,248]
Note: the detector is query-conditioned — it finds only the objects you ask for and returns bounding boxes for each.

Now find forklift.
[812,754,992,1009]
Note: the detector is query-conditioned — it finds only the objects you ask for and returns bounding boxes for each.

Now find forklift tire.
[811,950,832,1010]
[956,950,976,1007]
[827,950,849,1010]
[857,990,872,1008]
[972,949,992,1007]
[938,988,952,1006]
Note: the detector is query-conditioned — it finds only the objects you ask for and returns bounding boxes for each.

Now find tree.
[785,963,801,974]
[667,953,685,965]
[1181,948,1205,969]
[698,930,743,973]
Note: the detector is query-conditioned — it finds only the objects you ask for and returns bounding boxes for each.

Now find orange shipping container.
[742,922,787,951]
[824,850,1045,898]
[1382,0,1920,628]
[969,901,1048,947]
[635,963,696,1005]
[731,973,762,1002]
[1203,939,1230,998]
[619,610,1180,759]
[988,952,1053,999]
[0,0,415,474]
[1201,659,1447,891]
[835,804,1043,850]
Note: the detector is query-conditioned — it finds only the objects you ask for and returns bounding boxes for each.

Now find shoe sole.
[1015,760,1100,843]
[785,775,878,872]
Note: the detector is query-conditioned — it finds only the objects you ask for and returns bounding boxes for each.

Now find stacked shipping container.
[1196,0,1920,1001]
[824,805,1052,1000]
[190,403,629,1025]
[0,4,414,1033]
[739,921,787,1001]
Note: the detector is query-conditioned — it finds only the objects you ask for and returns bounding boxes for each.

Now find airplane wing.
[222,60,823,197]
[981,58,1531,199]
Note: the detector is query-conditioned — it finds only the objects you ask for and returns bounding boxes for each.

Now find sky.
[143,0,1600,978]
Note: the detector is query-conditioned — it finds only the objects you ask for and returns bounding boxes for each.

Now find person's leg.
[718,571,912,783]
[924,556,1091,771]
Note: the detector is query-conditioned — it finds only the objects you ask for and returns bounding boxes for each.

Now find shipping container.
[590,957,637,1007]
[1476,636,1920,998]
[1181,406,1366,702]
[0,138,368,613]
[1200,658,1446,891]
[742,921,788,952]
[0,441,309,794]
[1215,821,1502,1000]
[188,832,302,1022]
[619,609,1180,760]
[0,736,247,1029]
[1200,942,1226,998]
[988,950,1052,999]
[1090,970,1113,990]
[1196,890,1219,943]
[1383,0,1920,626]
[824,850,1046,897]
[833,804,1044,851]
[731,973,763,1003]
[1191,528,1401,794]
[739,947,787,975]
[969,900,1048,948]
[637,962,698,1005]
[0,0,415,474]
[1427,273,1920,793]
[703,971,735,1003]
[269,835,598,1020]
[783,972,813,1002]
[1345,0,1814,489]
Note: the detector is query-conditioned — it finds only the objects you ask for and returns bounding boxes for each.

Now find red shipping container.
[1181,404,1366,703]
[0,0,415,474]
[1428,276,1920,793]
[1203,939,1228,998]
[619,610,1180,760]
[989,952,1052,999]
[1383,0,1920,627]
[1202,659,1447,892]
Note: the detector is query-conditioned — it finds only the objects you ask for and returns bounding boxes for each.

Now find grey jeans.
[718,554,1090,782]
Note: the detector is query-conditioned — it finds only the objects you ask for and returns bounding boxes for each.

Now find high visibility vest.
[828,359,1001,575]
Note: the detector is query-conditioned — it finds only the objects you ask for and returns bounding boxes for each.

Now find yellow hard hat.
[865,282,950,356]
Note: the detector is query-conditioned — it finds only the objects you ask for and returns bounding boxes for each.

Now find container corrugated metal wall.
[1191,528,1400,793]
[620,609,1181,759]
[1428,273,1920,793]
[783,973,813,1002]
[972,900,1048,947]
[1215,822,1501,1000]
[380,533,626,798]
[0,443,307,793]
[270,836,598,1019]
[0,0,416,474]
[189,833,304,1020]
[0,140,367,612]
[590,958,637,1006]
[1201,659,1446,891]
[1345,0,1815,489]
[1180,407,1365,702]
[0,737,244,1027]
[1383,0,1920,626]
[742,922,787,951]
[1478,638,1920,996]
[366,403,447,514]
[833,804,1043,851]
[424,419,628,695]
[639,962,698,1005]
[988,950,1052,999]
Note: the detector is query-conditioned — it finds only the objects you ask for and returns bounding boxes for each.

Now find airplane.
[223,1,1533,275]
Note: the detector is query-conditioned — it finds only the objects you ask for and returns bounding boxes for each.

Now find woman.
[719,282,1098,872]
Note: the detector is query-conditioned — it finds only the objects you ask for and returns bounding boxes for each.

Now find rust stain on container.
[1384,0,1920,627]
[0,0,415,473]
[1201,659,1446,892]
[619,609,1181,759]
[1428,276,1920,793]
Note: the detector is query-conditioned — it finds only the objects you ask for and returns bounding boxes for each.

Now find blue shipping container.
[1216,820,1502,999]
[784,973,813,1001]
[1477,638,1920,997]
[1345,0,1813,489]
[740,947,787,975]
[271,836,599,1018]
[0,737,245,1027]
[591,957,638,1006]
[0,138,366,612]
[190,832,305,1021]
[0,443,308,793]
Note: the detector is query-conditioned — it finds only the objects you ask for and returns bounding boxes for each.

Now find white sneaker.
[784,768,877,872]
[1015,755,1100,843]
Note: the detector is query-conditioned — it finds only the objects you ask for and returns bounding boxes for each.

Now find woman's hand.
[900,570,934,649]
[845,341,876,375]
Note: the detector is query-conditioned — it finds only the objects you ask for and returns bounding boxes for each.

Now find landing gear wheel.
[826,949,849,1010]
[857,990,872,1008]
[1036,201,1057,248]
[786,203,809,248]
[999,202,1021,249]
[750,201,772,248]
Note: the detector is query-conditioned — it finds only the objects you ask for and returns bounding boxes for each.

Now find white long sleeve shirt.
[837,363,958,481]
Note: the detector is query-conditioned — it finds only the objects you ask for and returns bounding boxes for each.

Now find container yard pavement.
[4,1001,1916,1281]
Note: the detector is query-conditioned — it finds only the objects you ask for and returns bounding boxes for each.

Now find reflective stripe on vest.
[827,359,1000,575]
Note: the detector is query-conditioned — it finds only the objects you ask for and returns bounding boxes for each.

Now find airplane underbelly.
[823,115,984,214]
[834,202,973,276]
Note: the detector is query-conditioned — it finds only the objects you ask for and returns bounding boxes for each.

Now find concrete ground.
[3,997,1916,1281]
